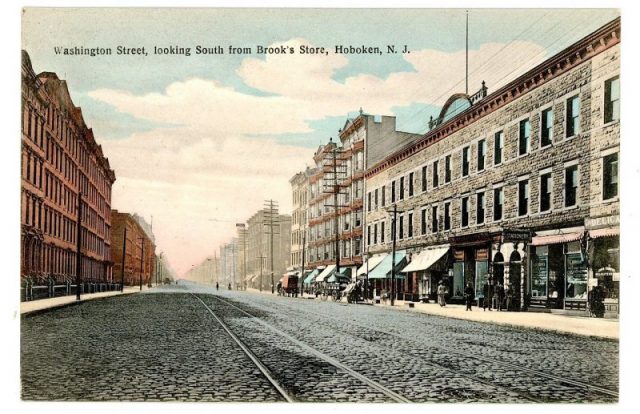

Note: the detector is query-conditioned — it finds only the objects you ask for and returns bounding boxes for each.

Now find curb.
[21,290,140,317]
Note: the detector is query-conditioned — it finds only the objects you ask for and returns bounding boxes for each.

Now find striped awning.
[401,244,449,273]
[367,251,407,280]
[589,227,619,239]
[315,264,336,282]
[356,254,387,276]
[531,227,584,246]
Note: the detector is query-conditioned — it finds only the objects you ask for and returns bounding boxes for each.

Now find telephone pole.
[257,254,266,292]
[299,230,306,296]
[263,200,280,294]
[139,237,145,291]
[322,138,348,281]
[120,227,127,291]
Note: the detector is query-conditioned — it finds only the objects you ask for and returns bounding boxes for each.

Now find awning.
[589,227,619,239]
[367,251,407,280]
[303,267,323,285]
[401,244,449,273]
[315,264,336,282]
[531,227,584,246]
[356,254,387,276]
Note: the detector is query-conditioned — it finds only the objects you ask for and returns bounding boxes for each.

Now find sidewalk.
[376,300,619,340]
[20,285,152,315]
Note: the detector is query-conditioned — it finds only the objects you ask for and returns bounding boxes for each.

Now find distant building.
[289,167,315,275]
[111,210,156,287]
[245,209,291,291]
[21,50,116,299]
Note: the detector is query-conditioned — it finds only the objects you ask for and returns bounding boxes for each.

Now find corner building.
[364,18,620,315]
[111,211,156,286]
[21,51,116,299]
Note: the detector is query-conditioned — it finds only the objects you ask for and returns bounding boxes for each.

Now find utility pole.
[263,200,279,294]
[465,9,469,95]
[120,227,127,291]
[300,230,306,296]
[75,192,83,301]
[139,237,144,291]
[322,138,348,282]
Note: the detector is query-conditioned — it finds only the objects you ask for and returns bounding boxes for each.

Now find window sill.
[602,119,620,128]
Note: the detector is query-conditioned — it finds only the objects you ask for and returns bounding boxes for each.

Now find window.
[391,181,396,203]
[565,165,578,207]
[541,108,553,148]
[431,206,438,234]
[461,197,469,227]
[477,139,486,172]
[421,208,427,235]
[566,96,580,137]
[494,131,503,165]
[398,214,404,239]
[367,225,371,245]
[476,192,485,224]
[381,221,385,243]
[373,223,378,244]
[519,119,530,155]
[381,185,386,207]
[605,76,620,123]
[540,172,552,212]
[399,177,405,200]
[462,146,470,176]
[408,172,414,196]
[433,160,439,187]
[408,212,413,238]
[518,180,529,216]
[421,166,428,192]
[603,153,619,200]
[374,188,379,209]
[367,192,372,212]
[445,155,452,183]
[444,201,451,230]
[494,187,503,221]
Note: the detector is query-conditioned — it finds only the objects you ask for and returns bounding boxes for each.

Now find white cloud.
[92,38,548,276]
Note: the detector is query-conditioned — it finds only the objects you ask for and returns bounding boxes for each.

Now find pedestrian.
[437,280,447,307]
[216,282,219,291]
[482,280,490,311]
[228,283,231,290]
[505,286,513,311]
[464,283,474,311]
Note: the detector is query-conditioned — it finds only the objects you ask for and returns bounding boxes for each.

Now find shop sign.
[585,215,619,229]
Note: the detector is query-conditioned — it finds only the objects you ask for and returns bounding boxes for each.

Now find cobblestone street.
[21,282,619,402]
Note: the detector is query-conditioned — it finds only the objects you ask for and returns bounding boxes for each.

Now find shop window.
[493,187,503,221]
[565,165,578,207]
[604,76,620,123]
[603,153,618,200]
[494,130,503,165]
[566,95,580,137]
[462,146,470,177]
[540,172,552,212]
[518,180,529,216]
[461,197,469,227]
[453,262,465,297]
[541,108,553,148]
[565,241,587,300]
[474,261,489,300]
[476,192,485,224]
[592,236,619,300]
[519,119,530,155]
[530,245,549,298]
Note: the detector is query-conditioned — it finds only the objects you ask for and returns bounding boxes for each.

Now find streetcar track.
[190,293,295,402]
[204,294,413,403]
[242,293,618,400]
[214,293,540,403]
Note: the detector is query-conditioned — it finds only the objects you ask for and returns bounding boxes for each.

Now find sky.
[21,8,620,277]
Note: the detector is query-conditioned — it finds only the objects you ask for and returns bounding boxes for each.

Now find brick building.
[363,18,620,315]
[111,211,156,287]
[305,113,421,284]
[21,51,116,300]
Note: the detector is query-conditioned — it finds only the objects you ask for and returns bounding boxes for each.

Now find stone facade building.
[364,18,620,315]
[289,167,315,275]
[111,211,156,287]
[21,51,116,300]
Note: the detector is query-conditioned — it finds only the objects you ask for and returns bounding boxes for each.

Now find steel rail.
[210,294,412,403]
[190,293,295,403]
